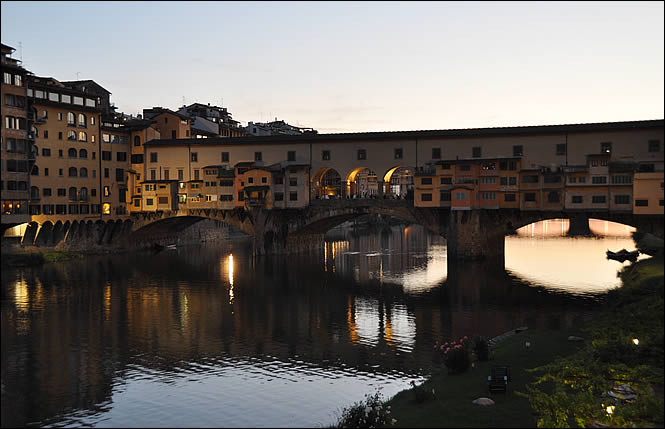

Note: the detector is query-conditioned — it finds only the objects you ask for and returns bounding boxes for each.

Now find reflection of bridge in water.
[2,245,602,427]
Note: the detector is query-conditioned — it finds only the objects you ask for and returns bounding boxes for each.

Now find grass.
[385,329,586,428]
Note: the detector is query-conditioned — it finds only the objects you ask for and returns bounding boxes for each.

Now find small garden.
[331,252,664,428]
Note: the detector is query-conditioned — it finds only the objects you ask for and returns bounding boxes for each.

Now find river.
[0,219,641,427]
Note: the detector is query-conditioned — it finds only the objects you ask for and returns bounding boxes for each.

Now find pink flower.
[455,345,462,349]
[445,348,450,353]
[440,345,445,350]
[463,336,468,339]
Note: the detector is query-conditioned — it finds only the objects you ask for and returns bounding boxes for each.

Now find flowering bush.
[435,336,471,374]
[333,391,397,428]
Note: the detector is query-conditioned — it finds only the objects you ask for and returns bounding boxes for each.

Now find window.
[615,195,630,204]
[500,177,507,185]
[150,152,158,163]
[68,130,76,141]
[421,177,432,185]
[571,195,583,204]
[90,116,95,125]
[543,175,561,183]
[79,187,88,201]
[289,177,298,186]
[104,186,110,197]
[43,188,52,197]
[171,130,176,139]
[600,142,612,154]
[440,191,451,201]
[69,187,78,201]
[592,195,606,204]
[134,136,141,146]
[68,148,78,158]
[131,154,144,164]
[509,177,517,186]
[42,148,51,157]
[648,140,660,152]
[150,169,156,180]
[116,169,124,182]
[455,192,467,201]
[287,151,296,162]
[222,152,229,162]
[58,131,63,140]
[504,193,516,202]
[611,175,632,184]
[357,149,366,160]
[105,168,110,178]
[513,145,523,156]
[421,193,433,201]
[146,198,154,206]
[261,177,267,184]
[568,176,577,183]
[103,133,110,143]
[441,177,452,184]
[472,146,481,158]
[289,192,298,201]
[394,148,403,159]
[248,177,254,184]
[524,192,536,202]
[78,114,86,127]
[556,144,566,155]
[3,72,11,85]
[481,192,496,200]
[57,188,66,197]
[80,167,88,177]
[592,176,607,184]
[522,175,539,184]
[547,191,560,203]
[274,192,284,201]
[322,150,330,161]
[635,199,648,207]
[73,96,84,106]
[164,169,170,180]
[194,170,200,180]
[44,168,49,176]
[481,177,497,184]
[579,176,587,183]
[67,112,76,126]
[191,152,198,162]
[102,151,111,161]
[117,152,127,162]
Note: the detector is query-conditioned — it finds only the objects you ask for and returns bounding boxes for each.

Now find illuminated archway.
[312,168,342,198]
[383,166,414,198]
[346,167,379,198]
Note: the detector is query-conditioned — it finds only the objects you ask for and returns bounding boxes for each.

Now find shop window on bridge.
[421,178,432,185]
[523,175,539,184]
[421,193,433,201]
[455,192,467,201]
[592,176,607,184]
[524,193,536,202]
[68,204,79,215]
[544,175,561,184]
[91,204,100,214]
[614,195,630,204]
[592,195,606,204]
[42,204,54,215]
[635,199,648,207]
[80,204,89,215]
[504,193,516,202]
[440,191,451,201]
[441,177,452,184]
[289,192,298,201]
[56,204,67,214]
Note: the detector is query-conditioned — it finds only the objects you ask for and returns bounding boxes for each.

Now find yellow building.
[633,172,664,215]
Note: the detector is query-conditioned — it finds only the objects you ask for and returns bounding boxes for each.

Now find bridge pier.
[446,210,505,263]
[21,222,39,247]
[567,214,593,237]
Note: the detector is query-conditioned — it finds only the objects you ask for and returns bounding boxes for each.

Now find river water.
[1,219,641,428]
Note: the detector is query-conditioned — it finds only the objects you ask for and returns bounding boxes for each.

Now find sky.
[2,1,663,133]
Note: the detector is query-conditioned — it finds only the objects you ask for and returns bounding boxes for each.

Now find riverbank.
[332,256,664,428]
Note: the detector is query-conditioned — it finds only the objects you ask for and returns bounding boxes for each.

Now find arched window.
[68,130,76,140]
[68,148,77,158]
[78,131,87,142]
[80,167,88,177]
[79,149,88,158]
[31,186,40,199]
[78,113,86,127]
[69,167,78,177]
[31,165,39,176]
[67,112,75,125]
[31,126,38,138]
[134,135,141,146]
[69,187,78,201]
[40,110,48,119]
[79,187,88,201]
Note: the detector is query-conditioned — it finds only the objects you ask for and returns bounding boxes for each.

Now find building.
[177,103,245,138]
[245,118,317,136]
[1,43,32,227]
[143,107,192,139]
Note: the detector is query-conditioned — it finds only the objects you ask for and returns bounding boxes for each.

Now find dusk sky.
[2,1,663,133]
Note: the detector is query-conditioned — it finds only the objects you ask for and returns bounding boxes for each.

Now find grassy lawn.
[386,329,586,428]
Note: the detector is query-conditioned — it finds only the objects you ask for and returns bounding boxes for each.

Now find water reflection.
[1,222,633,428]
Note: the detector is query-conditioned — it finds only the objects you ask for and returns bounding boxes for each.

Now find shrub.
[437,336,471,374]
[333,392,396,428]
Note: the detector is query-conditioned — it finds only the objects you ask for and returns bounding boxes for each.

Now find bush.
[437,336,471,374]
[333,392,396,428]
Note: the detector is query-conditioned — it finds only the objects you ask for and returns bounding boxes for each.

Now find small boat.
[606,249,639,263]
[166,244,177,250]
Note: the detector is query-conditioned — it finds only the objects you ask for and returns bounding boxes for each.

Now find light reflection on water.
[1,220,641,428]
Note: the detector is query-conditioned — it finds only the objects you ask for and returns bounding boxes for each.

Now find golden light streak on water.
[104,283,111,321]
[228,254,234,304]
